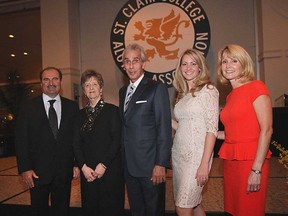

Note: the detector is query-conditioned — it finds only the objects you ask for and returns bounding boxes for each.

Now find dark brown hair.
[81,69,104,89]
[40,66,62,81]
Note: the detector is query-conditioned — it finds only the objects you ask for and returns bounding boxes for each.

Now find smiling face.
[41,69,61,98]
[123,49,145,83]
[180,54,200,87]
[83,76,102,102]
[221,53,243,81]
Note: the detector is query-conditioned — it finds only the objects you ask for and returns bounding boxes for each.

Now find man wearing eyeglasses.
[119,43,172,216]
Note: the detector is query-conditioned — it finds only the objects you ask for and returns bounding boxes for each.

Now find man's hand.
[21,170,39,188]
[151,165,166,185]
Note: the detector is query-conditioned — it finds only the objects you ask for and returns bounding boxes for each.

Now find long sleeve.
[15,101,31,173]
[101,106,122,167]
[153,83,172,168]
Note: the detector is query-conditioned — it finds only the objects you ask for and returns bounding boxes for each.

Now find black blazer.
[119,76,172,177]
[73,103,123,186]
[73,103,122,171]
[15,95,79,185]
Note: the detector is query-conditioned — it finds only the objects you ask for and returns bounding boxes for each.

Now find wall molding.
[61,67,81,77]
[0,79,39,87]
[258,49,286,62]
[268,0,288,19]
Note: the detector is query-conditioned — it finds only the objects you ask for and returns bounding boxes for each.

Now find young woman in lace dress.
[172,49,219,216]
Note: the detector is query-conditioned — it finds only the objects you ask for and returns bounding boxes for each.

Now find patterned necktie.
[48,99,58,138]
[124,84,135,112]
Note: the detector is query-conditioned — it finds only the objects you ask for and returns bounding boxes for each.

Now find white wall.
[79,0,126,106]
[200,0,257,106]
[258,0,288,105]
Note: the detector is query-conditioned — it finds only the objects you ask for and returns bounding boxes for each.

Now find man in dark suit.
[119,43,172,216]
[15,67,79,216]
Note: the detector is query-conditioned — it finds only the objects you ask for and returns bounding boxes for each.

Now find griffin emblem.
[134,9,190,61]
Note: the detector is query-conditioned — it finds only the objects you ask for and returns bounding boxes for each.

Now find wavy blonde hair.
[217,44,255,85]
[173,49,212,102]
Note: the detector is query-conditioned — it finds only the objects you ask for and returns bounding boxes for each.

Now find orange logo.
[111,0,210,87]
[134,9,190,62]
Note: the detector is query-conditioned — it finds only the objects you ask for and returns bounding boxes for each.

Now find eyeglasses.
[123,58,141,65]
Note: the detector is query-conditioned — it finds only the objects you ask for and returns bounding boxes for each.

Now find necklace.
[81,99,105,132]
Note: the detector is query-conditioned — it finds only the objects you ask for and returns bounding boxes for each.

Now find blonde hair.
[217,44,255,85]
[173,49,212,102]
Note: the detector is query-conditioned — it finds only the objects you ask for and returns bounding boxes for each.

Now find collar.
[129,74,144,89]
[42,93,61,103]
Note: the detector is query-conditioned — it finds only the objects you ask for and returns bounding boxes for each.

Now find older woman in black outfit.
[73,70,124,216]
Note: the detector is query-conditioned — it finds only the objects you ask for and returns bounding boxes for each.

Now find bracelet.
[100,163,107,169]
[251,169,261,174]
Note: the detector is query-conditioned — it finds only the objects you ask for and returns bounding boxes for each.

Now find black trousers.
[80,175,125,216]
[125,168,166,216]
[30,179,71,216]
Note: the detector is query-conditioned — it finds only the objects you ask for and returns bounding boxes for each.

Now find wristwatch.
[251,169,261,174]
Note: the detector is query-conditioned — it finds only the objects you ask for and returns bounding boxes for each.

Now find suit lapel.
[36,96,57,139]
[37,96,48,118]
[57,97,66,137]
[120,86,127,118]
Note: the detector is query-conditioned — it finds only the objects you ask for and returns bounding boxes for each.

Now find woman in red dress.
[216,44,273,216]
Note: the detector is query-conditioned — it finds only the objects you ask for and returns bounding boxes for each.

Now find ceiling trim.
[0,0,40,15]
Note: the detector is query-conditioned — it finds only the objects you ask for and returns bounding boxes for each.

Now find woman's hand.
[247,171,261,193]
[93,163,107,179]
[82,164,96,182]
[217,131,225,140]
[172,119,178,130]
[195,163,209,187]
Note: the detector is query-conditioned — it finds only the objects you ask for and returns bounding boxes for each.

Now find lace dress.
[172,85,219,208]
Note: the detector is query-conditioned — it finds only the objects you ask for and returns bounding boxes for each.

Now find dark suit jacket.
[119,76,172,177]
[15,95,79,185]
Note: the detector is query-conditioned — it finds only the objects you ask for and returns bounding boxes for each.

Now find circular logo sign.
[111,0,210,87]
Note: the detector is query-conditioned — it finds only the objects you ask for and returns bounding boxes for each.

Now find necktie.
[124,84,135,112]
[48,99,58,138]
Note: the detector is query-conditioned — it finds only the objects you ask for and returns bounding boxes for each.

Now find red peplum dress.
[219,80,272,216]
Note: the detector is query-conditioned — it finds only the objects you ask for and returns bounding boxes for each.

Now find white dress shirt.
[124,74,144,112]
[125,74,144,98]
